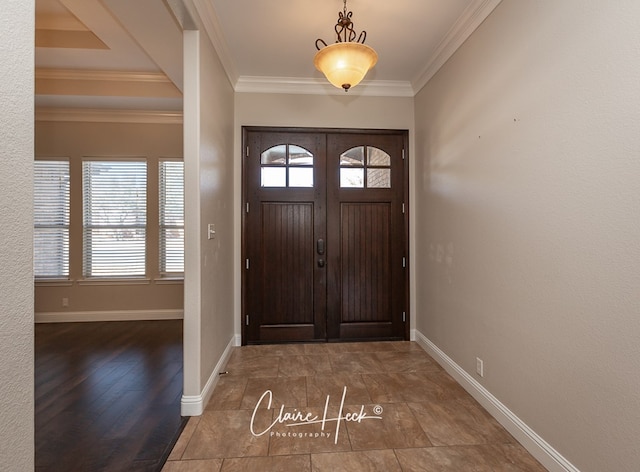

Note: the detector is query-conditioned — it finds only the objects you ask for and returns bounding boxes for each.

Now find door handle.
[317,238,325,255]
[318,258,325,268]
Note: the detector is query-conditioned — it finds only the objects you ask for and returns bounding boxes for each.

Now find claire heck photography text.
[250,386,383,444]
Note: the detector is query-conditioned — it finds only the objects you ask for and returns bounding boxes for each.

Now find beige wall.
[34,121,184,316]
[233,92,416,337]
[414,1,640,471]
[182,10,236,409]
[0,0,35,469]
[234,92,414,130]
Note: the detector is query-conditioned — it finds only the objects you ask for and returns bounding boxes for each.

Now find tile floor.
[163,341,547,471]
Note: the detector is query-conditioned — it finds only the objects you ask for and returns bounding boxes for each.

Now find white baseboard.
[234,333,241,346]
[410,328,417,341]
[181,334,236,416]
[414,330,580,472]
[35,309,184,323]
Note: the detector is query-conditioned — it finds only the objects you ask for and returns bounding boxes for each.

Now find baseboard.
[35,309,184,323]
[414,330,580,472]
[181,334,236,416]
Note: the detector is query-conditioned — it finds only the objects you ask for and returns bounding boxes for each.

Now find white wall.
[414,1,640,471]
[0,0,35,470]
[182,7,236,414]
[234,92,416,338]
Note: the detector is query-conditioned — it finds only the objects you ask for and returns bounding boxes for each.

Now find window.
[83,160,147,277]
[340,146,391,188]
[34,160,70,278]
[159,160,184,274]
[260,144,314,188]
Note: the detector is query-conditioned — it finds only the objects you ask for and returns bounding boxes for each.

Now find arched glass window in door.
[261,144,314,188]
[340,146,391,188]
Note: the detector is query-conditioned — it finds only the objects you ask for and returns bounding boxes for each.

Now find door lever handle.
[317,238,325,255]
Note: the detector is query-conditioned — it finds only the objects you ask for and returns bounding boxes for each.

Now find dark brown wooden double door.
[242,128,408,343]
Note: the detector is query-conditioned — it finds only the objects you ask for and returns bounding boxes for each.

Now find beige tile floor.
[163,342,547,471]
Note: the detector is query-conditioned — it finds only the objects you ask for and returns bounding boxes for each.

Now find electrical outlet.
[476,357,484,377]
[62,297,69,307]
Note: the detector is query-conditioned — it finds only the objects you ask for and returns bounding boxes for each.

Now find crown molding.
[165,0,197,31]
[235,76,415,98]
[35,68,174,83]
[188,0,239,87]
[412,0,503,93]
[35,108,183,124]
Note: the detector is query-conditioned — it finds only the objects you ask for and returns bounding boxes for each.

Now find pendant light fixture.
[314,0,378,92]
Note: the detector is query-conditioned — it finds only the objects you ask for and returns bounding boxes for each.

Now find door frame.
[241,126,410,344]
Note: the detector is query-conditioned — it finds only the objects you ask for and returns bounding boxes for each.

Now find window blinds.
[159,160,184,274]
[34,160,70,278]
[83,160,147,277]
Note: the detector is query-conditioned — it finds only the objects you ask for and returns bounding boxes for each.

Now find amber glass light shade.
[314,42,378,91]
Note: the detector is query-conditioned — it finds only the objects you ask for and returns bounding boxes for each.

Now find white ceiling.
[213,0,471,82]
[34,0,502,117]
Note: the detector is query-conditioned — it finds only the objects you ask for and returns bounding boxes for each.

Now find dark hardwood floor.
[35,320,186,472]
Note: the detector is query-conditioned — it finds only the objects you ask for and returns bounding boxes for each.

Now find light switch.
[207,223,216,240]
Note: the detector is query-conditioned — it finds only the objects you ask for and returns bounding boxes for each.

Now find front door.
[242,128,408,343]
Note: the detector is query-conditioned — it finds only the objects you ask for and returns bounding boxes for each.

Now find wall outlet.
[476,357,484,377]
[62,297,69,307]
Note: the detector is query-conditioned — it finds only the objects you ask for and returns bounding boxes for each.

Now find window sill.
[78,278,151,286]
[35,278,183,287]
[35,279,73,287]
[154,277,184,285]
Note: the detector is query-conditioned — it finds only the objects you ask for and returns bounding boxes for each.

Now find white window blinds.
[34,160,70,278]
[159,160,184,274]
[83,160,147,277]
